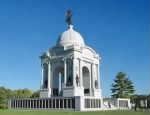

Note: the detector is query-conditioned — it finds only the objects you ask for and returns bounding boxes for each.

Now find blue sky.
[0,0,149,97]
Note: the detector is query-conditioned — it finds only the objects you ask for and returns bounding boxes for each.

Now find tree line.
[0,87,39,109]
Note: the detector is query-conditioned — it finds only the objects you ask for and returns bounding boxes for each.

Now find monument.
[40,10,102,99]
[39,10,103,110]
[8,10,131,111]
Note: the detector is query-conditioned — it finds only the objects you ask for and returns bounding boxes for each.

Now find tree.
[10,89,33,98]
[31,90,40,98]
[111,72,135,98]
[0,86,40,109]
[0,87,9,109]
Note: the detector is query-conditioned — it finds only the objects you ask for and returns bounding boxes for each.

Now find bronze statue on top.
[65,10,73,25]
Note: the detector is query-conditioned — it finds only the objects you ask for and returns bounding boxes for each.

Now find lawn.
[0,110,148,115]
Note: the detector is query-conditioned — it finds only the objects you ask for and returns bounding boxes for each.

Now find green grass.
[0,110,148,115]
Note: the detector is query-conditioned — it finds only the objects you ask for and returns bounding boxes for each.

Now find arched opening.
[42,63,48,89]
[82,66,90,96]
[52,67,64,96]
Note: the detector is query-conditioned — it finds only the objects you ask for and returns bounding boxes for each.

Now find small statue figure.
[76,75,79,86]
[95,80,98,89]
[43,79,48,88]
[67,75,72,86]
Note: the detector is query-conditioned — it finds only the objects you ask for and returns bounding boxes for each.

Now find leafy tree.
[31,90,40,98]
[0,86,40,109]
[10,89,33,98]
[0,87,8,109]
[111,72,135,98]
[22,89,33,98]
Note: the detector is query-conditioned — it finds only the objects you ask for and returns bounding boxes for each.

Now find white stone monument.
[40,11,102,98]
[8,10,131,111]
[39,10,103,110]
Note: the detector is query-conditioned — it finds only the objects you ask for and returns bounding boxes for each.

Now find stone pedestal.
[63,87,84,97]
[40,89,51,98]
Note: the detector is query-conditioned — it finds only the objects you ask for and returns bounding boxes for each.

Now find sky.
[0,0,149,97]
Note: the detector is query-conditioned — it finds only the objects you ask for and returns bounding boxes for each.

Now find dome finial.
[65,10,73,28]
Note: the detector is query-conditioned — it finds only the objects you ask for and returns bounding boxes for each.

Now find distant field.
[0,110,148,115]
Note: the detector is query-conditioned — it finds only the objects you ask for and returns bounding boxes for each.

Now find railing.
[84,98,101,108]
[9,97,75,110]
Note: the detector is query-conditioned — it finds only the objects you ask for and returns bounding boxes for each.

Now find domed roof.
[56,25,85,46]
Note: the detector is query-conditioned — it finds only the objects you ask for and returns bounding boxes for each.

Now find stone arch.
[52,66,64,96]
[82,66,90,96]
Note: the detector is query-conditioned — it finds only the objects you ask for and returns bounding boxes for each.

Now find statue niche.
[42,63,48,89]
[43,79,48,89]
[76,74,79,86]
[67,75,72,86]
[95,80,98,89]
[66,58,73,86]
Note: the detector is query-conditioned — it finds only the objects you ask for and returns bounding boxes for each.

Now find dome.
[56,25,85,46]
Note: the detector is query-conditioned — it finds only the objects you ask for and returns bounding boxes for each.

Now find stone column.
[58,99,60,109]
[48,61,51,91]
[59,72,62,95]
[41,64,44,89]
[51,99,53,108]
[89,66,92,96]
[64,58,67,87]
[91,63,95,89]
[97,64,100,89]
[14,100,16,108]
[8,99,11,109]
[45,99,46,109]
[29,100,31,109]
[41,99,43,108]
[89,99,91,108]
[55,99,56,108]
[73,57,76,88]
[35,100,37,109]
[70,99,72,108]
[79,59,83,87]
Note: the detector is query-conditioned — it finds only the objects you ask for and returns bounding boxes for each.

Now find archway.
[42,63,48,89]
[52,67,64,96]
[82,66,90,96]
